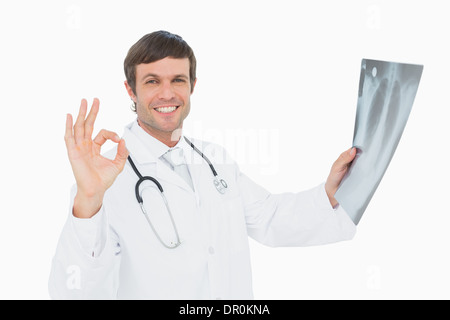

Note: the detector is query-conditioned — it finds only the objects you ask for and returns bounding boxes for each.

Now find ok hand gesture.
[64,98,128,218]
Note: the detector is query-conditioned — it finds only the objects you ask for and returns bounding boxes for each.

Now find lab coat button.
[208,247,215,255]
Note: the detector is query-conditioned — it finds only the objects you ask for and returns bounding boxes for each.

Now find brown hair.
[124,30,197,96]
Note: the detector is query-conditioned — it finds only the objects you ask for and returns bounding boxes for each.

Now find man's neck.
[137,119,182,148]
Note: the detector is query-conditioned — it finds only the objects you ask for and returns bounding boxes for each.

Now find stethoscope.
[127,136,228,249]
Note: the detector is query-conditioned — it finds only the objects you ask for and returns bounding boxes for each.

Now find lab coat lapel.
[122,125,194,194]
[122,125,156,164]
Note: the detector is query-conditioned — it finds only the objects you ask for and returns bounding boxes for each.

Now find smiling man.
[124,34,197,147]
[49,30,357,299]
[127,57,192,146]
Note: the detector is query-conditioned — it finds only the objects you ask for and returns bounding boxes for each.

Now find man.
[49,30,357,299]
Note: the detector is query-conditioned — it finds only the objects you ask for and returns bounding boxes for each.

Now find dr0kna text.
[224,304,270,315]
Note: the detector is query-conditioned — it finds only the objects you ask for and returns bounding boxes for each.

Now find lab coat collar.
[122,120,188,164]
[122,120,200,194]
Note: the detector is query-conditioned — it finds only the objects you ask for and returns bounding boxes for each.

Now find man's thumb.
[115,139,129,165]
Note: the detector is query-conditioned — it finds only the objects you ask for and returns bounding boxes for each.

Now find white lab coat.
[49,120,356,300]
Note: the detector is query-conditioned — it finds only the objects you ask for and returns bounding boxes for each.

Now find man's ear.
[190,78,197,94]
[124,81,137,102]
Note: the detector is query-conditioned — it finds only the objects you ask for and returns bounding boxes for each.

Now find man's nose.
[158,81,176,100]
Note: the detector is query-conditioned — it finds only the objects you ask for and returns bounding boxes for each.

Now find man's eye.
[173,78,186,83]
[146,79,157,84]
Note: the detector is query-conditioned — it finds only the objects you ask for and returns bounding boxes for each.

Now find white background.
[0,0,449,299]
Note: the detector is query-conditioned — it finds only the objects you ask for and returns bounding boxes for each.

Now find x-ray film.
[335,59,423,225]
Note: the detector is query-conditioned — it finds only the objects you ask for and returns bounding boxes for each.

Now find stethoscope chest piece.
[213,178,228,194]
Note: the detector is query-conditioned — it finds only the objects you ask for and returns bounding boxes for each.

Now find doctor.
[49,30,357,299]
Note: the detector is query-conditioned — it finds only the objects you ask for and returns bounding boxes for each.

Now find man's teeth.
[155,106,178,113]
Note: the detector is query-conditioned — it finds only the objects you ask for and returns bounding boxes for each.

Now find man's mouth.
[154,106,180,114]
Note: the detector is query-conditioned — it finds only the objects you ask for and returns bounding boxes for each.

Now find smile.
[154,106,179,114]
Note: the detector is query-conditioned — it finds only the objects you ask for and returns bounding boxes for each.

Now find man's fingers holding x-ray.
[325,147,357,207]
[336,147,357,172]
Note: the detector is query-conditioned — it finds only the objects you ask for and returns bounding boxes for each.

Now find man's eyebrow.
[141,73,159,81]
[141,73,189,81]
[173,74,189,80]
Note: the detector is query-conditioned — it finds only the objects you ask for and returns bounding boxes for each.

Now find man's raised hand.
[64,98,128,218]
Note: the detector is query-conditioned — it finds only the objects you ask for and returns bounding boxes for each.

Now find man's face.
[127,57,195,143]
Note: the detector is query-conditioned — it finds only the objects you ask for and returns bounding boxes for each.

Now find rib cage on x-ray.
[335,59,423,225]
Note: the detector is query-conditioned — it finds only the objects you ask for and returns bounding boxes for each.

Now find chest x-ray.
[335,59,423,225]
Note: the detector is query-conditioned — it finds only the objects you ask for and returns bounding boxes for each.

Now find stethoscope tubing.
[127,137,226,249]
